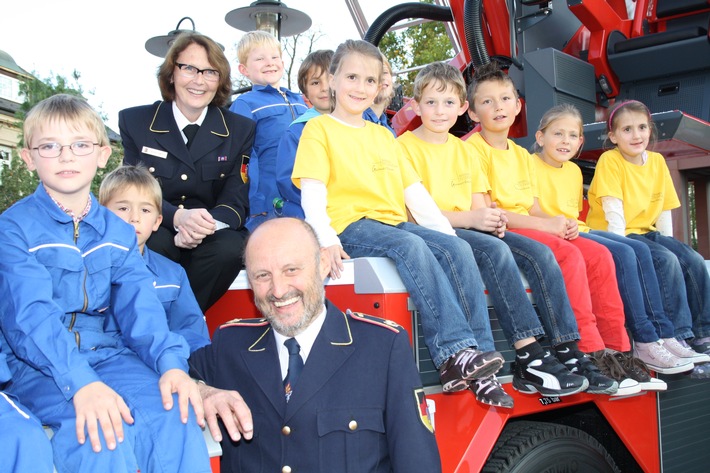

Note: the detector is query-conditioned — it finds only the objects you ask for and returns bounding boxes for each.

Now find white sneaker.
[610,377,642,397]
[663,338,710,364]
[633,340,694,374]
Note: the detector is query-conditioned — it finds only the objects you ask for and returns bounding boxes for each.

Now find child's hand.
[158,369,205,428]
[198,383,253,442]
[73,381,134,453]
[325,245,349,279]
[542,215,568,239]
[565,218,579,240]
[470,207,504,233]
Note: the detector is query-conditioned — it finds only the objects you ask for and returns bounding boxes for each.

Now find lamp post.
[225,0,312,39]
[144,17,225,58]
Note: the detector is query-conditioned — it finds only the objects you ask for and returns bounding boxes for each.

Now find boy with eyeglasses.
[0,94,211,472]
[230,30,308,231]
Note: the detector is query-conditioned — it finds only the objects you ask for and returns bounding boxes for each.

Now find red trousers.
[510,229,630,352]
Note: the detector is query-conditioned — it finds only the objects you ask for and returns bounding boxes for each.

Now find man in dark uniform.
[190,217,442,473]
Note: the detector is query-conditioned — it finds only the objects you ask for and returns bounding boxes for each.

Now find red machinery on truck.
[208,1,710,472]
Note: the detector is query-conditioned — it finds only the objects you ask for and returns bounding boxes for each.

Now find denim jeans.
[585,230,675,342]
[339,219,495,367]
[629,232,710,339]
[497,231,581,346]
[455,229,545,346]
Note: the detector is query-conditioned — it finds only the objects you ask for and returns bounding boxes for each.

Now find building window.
[0,76,23,103]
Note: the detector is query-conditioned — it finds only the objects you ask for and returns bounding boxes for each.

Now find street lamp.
[144,17,225,58]
[225,0,312,39]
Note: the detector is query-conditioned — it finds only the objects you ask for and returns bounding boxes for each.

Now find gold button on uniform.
[178,204,184,209]
[148,167,155,173]
[219,173,225,179]
[281,425,291,435]
[349,420,358,431]
[282,466,292,473]
[180,196,186,201]
[181,174,188,181]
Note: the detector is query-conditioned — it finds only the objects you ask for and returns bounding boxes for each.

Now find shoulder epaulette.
[219,317,269,329]
[347,310,402,333]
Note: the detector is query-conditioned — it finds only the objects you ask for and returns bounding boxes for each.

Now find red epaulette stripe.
[219,318,269,329]
[348,311,401,333]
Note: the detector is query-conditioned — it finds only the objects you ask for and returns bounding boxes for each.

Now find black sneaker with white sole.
[564,350,620,395]
[470,375,514,408]
[512,351,588,397]
[439,347,505,393]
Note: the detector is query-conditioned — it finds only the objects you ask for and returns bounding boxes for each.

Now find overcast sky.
[1,0,409,131]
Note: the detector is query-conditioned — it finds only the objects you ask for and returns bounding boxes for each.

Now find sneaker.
[470,375,514,408]
[663,338,710,364]
[564,350,619,395]
[439,348,504,393]
[690,363,710,380]
[612,352,666,391]
[691,337,710,355]
[589,350,643,396]
[512,351,588,397]
[633,340,694,375]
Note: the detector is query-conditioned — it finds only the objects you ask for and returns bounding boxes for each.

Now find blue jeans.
[455,229,545,345]
[339,219,495,367]
[498,231,581,346]
[584,231,675,342]
[629,232,710,339]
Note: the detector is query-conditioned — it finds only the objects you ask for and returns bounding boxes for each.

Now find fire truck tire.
[482,420,621,473]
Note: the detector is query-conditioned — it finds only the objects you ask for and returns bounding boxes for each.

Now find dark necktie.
[183,124,199,150]
[283,338,303,402]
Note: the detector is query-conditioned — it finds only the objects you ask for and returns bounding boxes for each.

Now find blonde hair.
[413,62,467,104]
[330,39,383,78]
[24,94,108,149]
[532,103,583,154]
[373,52,395,107]
[237,30,282,65]
[99,165,163,213]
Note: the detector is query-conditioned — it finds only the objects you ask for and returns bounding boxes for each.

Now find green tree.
[378,0,455,98]
[0,71,122,212]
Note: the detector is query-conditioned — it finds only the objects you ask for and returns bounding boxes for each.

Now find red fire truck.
[207,1,710,472]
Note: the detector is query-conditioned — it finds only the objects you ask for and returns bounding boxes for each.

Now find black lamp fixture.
[145,17,226,58]
[225,0,312,40]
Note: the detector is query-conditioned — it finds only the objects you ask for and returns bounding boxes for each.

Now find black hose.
[463,0,490,67]
[364,3,453,46]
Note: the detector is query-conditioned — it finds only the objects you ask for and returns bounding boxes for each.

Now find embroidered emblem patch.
[240,154,250,183]
[414,388,434,433]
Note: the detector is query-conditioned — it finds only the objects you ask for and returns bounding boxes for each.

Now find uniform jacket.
[119,101,255,231]
[143,248,210,352]
[0,185,189,401]
[230,85,308,218]
[189,301,441,473]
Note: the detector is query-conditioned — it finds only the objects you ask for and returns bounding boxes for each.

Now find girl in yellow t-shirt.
[586,100,710,378]
[292,39,505,403]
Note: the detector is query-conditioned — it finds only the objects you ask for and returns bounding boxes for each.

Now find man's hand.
[199,383,253,442]
[159,369,205,427]
[73,381,134,453]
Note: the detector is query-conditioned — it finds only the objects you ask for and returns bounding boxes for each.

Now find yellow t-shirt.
[292,115,420,234]
[586,148,680,234]
[398,131,489,212]
[466,132,537,215]
[533,155,590,232]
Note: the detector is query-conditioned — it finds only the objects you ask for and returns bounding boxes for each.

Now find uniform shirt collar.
[172,101,208,130]
[274,304,327,379]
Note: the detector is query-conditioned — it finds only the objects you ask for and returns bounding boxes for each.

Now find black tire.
[482,420,621,473]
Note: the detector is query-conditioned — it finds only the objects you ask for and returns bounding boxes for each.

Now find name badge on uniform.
[142,146,168,159]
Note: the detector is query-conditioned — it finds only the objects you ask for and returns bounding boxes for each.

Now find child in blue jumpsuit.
[99,165,211,352]
[1,340,53,472]
[0,94,210,473]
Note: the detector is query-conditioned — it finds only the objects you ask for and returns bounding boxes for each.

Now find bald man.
[189,217,441,473]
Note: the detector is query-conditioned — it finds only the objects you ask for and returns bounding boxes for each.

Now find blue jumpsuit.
[0,185,210,473]
[1,341,53,472]
[143,248,211,352]
[230,84,307,229]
